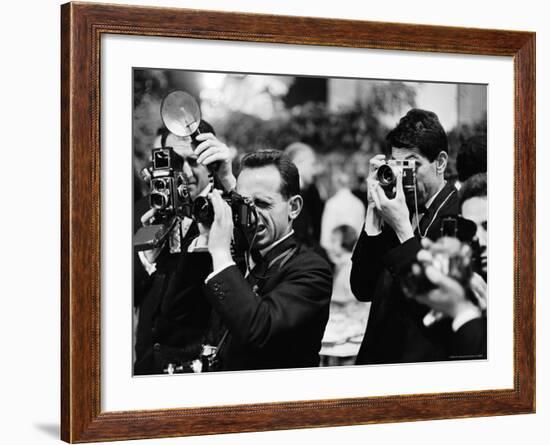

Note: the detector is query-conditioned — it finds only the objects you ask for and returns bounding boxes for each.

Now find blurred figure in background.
[455,135,487,189]
[320,172,365,253]
[460,173,488,281]
[284,142,325,249]
[320,225,370,365]
[350,151,372,207]
[326,225,358,304]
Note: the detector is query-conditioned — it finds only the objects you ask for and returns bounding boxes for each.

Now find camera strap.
[414,186,457,239]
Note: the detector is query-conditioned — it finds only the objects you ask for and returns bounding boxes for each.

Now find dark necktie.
[246,250,267,291]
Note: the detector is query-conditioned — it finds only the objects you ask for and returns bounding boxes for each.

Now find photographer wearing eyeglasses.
[133,121,236,375]
[350,108,461,365]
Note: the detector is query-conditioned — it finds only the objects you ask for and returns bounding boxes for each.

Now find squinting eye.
[255,201,272,209]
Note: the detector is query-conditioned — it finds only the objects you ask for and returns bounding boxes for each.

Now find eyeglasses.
[182,155,199,167]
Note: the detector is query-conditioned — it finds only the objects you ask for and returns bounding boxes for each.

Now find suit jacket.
[204,234,332,371]
[451,316,487,359]
[350,182,485,364]
[133,197,203,375]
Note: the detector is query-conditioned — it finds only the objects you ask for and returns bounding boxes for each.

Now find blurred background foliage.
[133,69,486,199]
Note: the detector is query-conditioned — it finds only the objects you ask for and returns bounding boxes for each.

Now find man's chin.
[250,231,270,249]
[187,184,198,198]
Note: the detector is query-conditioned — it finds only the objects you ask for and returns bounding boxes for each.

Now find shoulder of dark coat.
[281,243,332,274]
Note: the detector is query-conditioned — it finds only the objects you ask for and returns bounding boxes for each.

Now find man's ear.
[436,151,448,176]
[288,195,303,221]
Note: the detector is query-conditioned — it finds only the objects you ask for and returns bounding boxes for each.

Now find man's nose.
[253,209,266,226]
[477,226,487,247]
[182,161,193,178]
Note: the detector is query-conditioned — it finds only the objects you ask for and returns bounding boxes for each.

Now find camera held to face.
[192,191,257,231]
[377,159,416,198]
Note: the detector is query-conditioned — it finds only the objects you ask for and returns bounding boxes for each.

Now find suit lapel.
[418,182,458,236]
[248,234,299,293]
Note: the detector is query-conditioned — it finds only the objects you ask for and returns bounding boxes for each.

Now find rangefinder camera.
[192,190,257,231]
[376,159,416,198]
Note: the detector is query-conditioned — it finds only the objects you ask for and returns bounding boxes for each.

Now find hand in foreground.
[470,272,487,310]
[140,208,163,264]
[194,133,236,191]
[365,154,386,206]
[370,170,413,243]
[205,189,234,267]
[414,239,480,320]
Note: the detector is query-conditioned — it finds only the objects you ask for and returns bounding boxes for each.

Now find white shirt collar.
[259,229,295,257]
[198,184,211,197]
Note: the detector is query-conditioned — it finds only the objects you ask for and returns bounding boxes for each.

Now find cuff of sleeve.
[137,251,157,276]
[364,204,383,236]
[205,261,236,284]
[382,236,421,276]
[452,306,482,332]
[187,235,209,253]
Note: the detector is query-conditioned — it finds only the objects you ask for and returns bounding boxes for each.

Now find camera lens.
[192,196,214,225]
[377,164,396,186]
[177,184,188,199]
[151,192,168,209]
[153,179,167,191]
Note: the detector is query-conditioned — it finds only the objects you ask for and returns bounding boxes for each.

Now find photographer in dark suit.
[351,109,460,365]
[166,150,332,372]
[408,172,487,359]
[133,121,235,375]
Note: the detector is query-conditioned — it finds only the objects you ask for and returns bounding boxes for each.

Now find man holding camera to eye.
[351,108,464,365]
[163,150,332,372]
[134,121,236,375]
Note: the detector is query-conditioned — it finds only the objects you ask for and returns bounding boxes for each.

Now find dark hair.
[456,135,487,183]
[240,150,300,199]
[459,172,487,208]
[160,119,215,148]
[386,108,448,161]
[332,225,358,252]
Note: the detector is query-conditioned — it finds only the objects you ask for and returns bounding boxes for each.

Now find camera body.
[377,159,416,198]
[148,147,193,221]
[192,191,256,231]
[133,147,193,251]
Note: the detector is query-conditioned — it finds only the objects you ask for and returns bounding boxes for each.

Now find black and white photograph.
[132,68,488,376]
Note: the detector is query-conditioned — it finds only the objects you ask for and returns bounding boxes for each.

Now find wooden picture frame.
[61,2,535,442]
